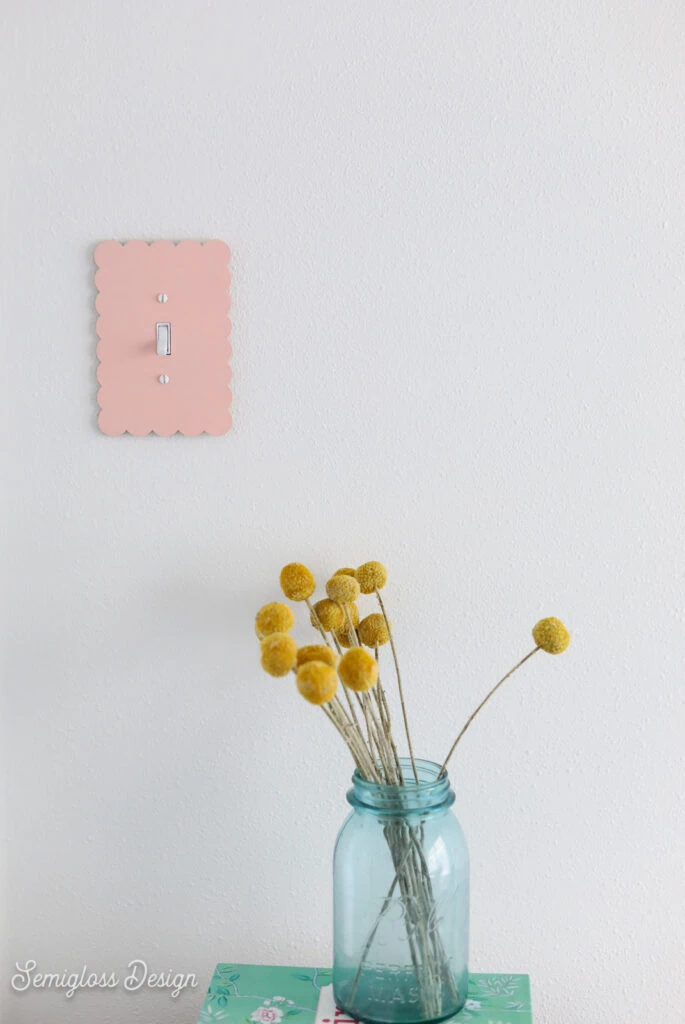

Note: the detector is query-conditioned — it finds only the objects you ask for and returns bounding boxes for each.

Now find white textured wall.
[3,2,685,1022]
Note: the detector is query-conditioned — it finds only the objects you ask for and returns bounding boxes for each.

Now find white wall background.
[2,1,685,1021]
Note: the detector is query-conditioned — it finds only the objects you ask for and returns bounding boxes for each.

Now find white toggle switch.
[156,322,171,356]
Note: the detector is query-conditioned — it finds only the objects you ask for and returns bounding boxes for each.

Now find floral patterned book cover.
[198,964,532,1024]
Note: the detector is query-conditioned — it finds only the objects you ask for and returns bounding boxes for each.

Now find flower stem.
[329,698,380,781]
[306,597,363,733]
[306,598,329,646]
[438,646,541,777]
[322,704,363,772]
[375,587,418,784]
[343,604,399,783]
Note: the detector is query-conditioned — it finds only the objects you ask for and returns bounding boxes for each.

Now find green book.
[198,964,532,1024]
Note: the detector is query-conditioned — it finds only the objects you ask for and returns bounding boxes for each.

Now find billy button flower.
[333,567,356,577]
[254,602,295,640]
[296,645,340,669]
[296,661,338,705]
[260,633,297,677]
[532,617,571,654]
[310,598,345,633]
[339,648,379,693]
[279,563,316,602]
[358,612,391,648]
[355,561,388,594]
[326,574,361,604]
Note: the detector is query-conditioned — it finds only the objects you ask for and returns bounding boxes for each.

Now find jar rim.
[349,758,454,813]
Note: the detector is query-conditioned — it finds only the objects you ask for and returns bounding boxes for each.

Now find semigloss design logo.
[11,960,198,999]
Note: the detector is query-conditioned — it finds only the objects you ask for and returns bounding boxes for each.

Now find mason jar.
[333,758,469,1024]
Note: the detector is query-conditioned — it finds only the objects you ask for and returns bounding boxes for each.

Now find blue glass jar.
[333,759,469,1024]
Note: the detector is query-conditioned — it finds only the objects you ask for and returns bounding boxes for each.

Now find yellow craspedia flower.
[296,645,339,669]
[280,562,316,602]
[355,561,388,594]
[255,602,295,640]
[358,612,391,648]
[326,574,361,603]
[339,647,379,692]
[532,617,571,655]
[311,598,345,632]
[260,633,298,677]
[334,628,355,649]
[334,567,356,577]
[296,661,338,705]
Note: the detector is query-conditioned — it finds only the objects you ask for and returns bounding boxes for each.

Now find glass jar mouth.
[349,758,454,813]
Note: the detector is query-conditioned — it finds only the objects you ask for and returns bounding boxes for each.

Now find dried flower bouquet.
[256,561,570,1019]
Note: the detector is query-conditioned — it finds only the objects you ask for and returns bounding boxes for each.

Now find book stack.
[198,964,532,1024]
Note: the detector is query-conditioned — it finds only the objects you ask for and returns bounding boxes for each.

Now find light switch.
[95,240,232,436]
[156,322,171,357]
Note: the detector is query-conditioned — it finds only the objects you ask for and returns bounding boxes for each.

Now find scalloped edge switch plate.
[95,240,232,436]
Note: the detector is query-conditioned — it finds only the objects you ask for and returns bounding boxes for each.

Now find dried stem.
[365,692,397,783]
[342,603,359,647]
[340,604,376,747]
[330,697,380,782]
[306,597,363,733]
[438,646,541,777]
[342,604,399,783]
[379,685,403,782]
[306,597,329,645]
[375,587,418,784]
[366,709,392,782]
[322,704,363,772]
[372,647,402,779]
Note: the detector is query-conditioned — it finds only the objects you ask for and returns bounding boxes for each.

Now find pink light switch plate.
[95,240,232,436]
